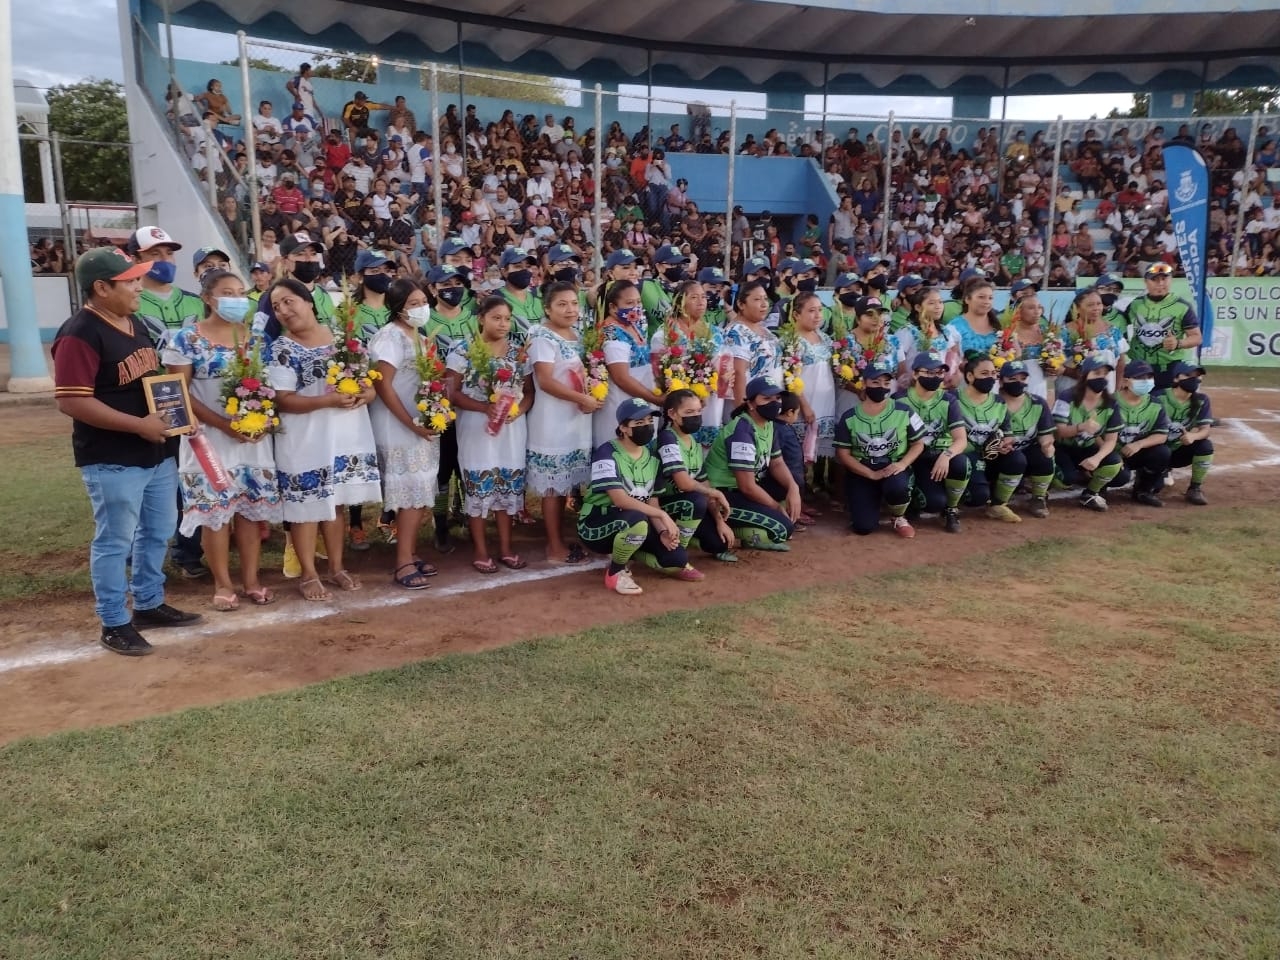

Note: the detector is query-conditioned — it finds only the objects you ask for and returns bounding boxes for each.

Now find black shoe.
[100,623,154,657]
[1080,490,1108,512]
[176,562,209,580]
[943,508,961,533]
[133,603,203,629]
[1185,484,1208,506]
[1027,496,1050,519]
[1132,489,1164,508]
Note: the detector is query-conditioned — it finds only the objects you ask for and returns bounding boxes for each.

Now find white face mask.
[446,145,457,155]
[406,305,431,324]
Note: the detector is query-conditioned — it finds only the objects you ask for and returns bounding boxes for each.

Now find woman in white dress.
[649,279,729,446]
[789,291,836,459]
[162,270,282,611]
[525,282,602,564]
[724,279,782,411]
[592,280,658,448]
[267,278,381,601]
[445,295,533,574]
[894,287,963,391]
[369,278,442,590]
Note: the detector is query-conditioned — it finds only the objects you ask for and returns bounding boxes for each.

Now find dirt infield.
[2,388,1278,745]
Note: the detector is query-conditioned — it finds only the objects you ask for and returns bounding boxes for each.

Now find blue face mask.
[1131,378,1155,396]
[147,260,177,284]
[216,296,252,322]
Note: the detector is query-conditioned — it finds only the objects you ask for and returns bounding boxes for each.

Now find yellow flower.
[417,400,429,412]
[652,386,664,397]
[261,401,273,411]
[368,370,382,381]
[271,417,281,426]
[590,383,609,401]
[691,383,709,399]
[489,393,498,403]
[325,376,338,386]
[440,397,451,408]
[509,401,521,417]
[709,372,719,387]
[429,413,448,431]
[668,377,688,392]
[336,378,361,396]
[225,397,240,415]
[236,411,269,436]
[790,376,806,394]
[839,364,855,381]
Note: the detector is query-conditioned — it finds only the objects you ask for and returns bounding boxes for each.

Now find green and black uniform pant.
[1111,444,1173,493]
[659,491,723,555]
[1055,445,1123,492]
[578,504,688,571]
[1167,438,1214,485]
[845,465,912,536]
[967,447,1053,506]
[717,488,795,544]
[911,451,971,513]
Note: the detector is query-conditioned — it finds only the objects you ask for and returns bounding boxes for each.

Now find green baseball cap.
[75,247,151,291]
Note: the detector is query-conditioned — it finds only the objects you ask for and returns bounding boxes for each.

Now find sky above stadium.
[13,0,1136,121]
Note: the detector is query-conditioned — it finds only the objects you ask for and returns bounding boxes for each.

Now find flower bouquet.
[1039,320,1067,376]
[658,323,718,399]
[575,320,610,402]
[327,283,382,396]
[219,334,281,440]
[777,321,806,395]
[466,337,523,437]
[413,334,455,434]
[989,325,1020,370]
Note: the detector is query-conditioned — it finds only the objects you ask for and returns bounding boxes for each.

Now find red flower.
[429,380,444,393]
[693,353,707,364]
[241,377,261,392]
[590,350,606,361]
[346,339,361,352]
[495,367,513,383]
[668,345,684,358]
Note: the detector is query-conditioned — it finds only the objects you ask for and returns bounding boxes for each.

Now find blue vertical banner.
[1162,145,1212,352]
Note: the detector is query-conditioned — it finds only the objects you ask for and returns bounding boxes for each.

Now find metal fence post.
[1232,111,1261,276]
[431,64,444,249]
[725,101,736,279]
[880,110,894,261]
[592,83,603,277]
[1043,115,1063,291]
[237,31,261,262]
[51,132,79,311]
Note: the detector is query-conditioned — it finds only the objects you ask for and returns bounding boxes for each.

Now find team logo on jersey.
[966,419,1001,447]
[856,429,899,463]
[1175,169,1198,205]
[1118,424,1145,445]
[1135,318,1173,347]
[1166,421,1186,442]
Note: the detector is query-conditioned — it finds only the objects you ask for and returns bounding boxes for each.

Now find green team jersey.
[423,306,479,358]
[897,387,963,453]
[1113,394,1170,448]
[1102,306,1126,336]
[501,287,544,343]
[705,413,780,490]
[827,302,858,338]
[136,286,203,340]
[583,440,661,513]
[833,399,925,467]
[941,299,965,324]
[705,305,731,328]
[640,278,673,337]
[655,427,705,498]
[311,286,336,324]
[888,307,913,334]
[1124,295,1198,369]
[1052,396,1122,449]
[1003,394,1055,451]
[955,390,1012,457]
[353,303,390,342]
[1157,390,1213,450]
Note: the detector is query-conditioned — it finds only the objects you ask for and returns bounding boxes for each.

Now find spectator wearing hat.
[1123,263,1201,390]
[191,246,231,283]
[888,273,925,334]
[128,226,203,350]
[273,232,334,329]
[247,261,271,305]
[53,247,202,656]
[833,358,925,539]
[342,90,392,147]
[282,101,319,155]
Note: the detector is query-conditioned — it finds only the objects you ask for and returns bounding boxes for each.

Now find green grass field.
[2,505,1276,959]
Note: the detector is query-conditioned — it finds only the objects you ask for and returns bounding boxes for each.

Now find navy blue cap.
[654,243,690,265]
[777,257,802,274]
[1168,360,1206,378]
[1009,278,1037,298]
[911,352,947,372]
[615,397,658,424]
[499,247,537,269]
[427,263,462,284]
[1081,356,1114,375]
[250,261,270,273]
[852,296,887,315]
[742,255,772,276]
[1094,273,1124,290]
[998,359,1030,379]
[547,243,581,265]
[697,266,729,286]
[865,358,897,380]
[1124,359,1154,379]
[438,236,471,257]
[745,376,784,400]
[793,257,820,275]
[192,246,229,269]
[957,267,986,285]
[896,273,925,292]
[604,249,637,270]
[354,249,391,273]
[833,271,863,290]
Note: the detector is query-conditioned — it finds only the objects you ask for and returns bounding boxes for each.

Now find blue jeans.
[80,459,178,628]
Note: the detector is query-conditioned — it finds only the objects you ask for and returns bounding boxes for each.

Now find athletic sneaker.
[714,551,739,563]
[675,565,705,582]
[282,541,302,579]
[985,503,1022,523]
[604,568,643,595]
[132,603,202,628]
[1185,484,1208,506]
[740,529,791,551]
[1132,488,1164,508]
[892,516,916,539]
[1027,496,1050,519]
[943,508,961,533]
[1080,490,1108,512]
[349,528,371,551]
[100,623,153,657]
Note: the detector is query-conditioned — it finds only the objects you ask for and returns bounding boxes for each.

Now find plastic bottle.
[189,427,231,492]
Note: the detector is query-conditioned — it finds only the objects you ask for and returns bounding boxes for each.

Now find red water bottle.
[486,388,517,437]
[803,426,818,464]
[189,427,231,492]
[716,354,733,398]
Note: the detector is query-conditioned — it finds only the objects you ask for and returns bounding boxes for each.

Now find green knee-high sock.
[887,499,909,518]
[993,473,1022,506]
[1027,473,1053,499]
[1191,454,1213,485]
[662,500,703,550]
[1087,460,1122,492]
[944,473,970,509]
[611,519,649,569]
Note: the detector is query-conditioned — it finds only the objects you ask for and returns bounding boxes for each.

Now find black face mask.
[437,286,465,307]
[663,265,687,283]
[863,385,891,403]
[553,266,580,284]
[1099,293,1118,307]
[507,269,533,290]
[705,292,722,312]
[1002,380,1028,397]
[971,376,997,394]
[917,375,944,392]
[291,261,322,284]
[1178,377,1201,394]
[756,400,783,420]
[363,273,392,294]
[1086,377,1110,393]
[679,414,703,435]
[628,423,655,446]
[869,275,889,292]
[837,291,860,308]
[796,277,818,293]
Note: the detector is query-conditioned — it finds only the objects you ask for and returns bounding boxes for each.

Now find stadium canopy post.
[238,31,262,263]
[645,50,653,144]
[996,67,1010,203]
[456,23,464,118]
[880,110,894,261]
[204,133,218,208]
[431,64,444,246]
[1043,115,1063,291]
[0,0,53,390]
[593,83,603,276]
[725,100,736,279]
[51,134,77,311]
[161,0,177,90]
[1232,111,1261,277]
[820,63,829,144]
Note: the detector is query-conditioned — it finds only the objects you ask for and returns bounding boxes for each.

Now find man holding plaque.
[52,248,202,657]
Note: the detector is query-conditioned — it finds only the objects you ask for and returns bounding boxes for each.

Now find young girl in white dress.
[525,282,602,563]
[445,296,533,574]
[162,270,282,611]
[369,278,442,589]
[267,278,381,601]
[789,292,836,459]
